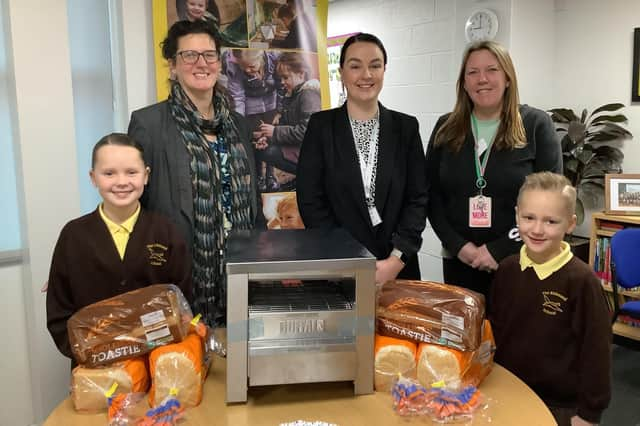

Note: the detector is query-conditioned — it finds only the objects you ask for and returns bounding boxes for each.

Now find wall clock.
[465,9,499,42]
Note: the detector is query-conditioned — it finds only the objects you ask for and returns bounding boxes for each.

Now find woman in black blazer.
[297,33,428,283]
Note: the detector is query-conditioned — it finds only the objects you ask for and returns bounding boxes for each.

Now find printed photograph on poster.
[152,0,329,228]
[605,174,640,215]
[153,0,329,105]
[166,0,249,47]
[247,0,318,51]
[220,49,320,193]
[262,192,305,229]
[327,33,357,108]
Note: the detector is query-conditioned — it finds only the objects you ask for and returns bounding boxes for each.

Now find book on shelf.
[598,221,625,232]
[618,315,640,328]
[593,236,612,283]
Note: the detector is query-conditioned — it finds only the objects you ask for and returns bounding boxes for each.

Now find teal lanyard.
[471,114,495,194]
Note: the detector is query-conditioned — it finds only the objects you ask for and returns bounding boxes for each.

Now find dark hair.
[277,5,295,20]
[276,52,309,79]
[91,133,145,168]
[161,19,220,60]
[339,33,387,68]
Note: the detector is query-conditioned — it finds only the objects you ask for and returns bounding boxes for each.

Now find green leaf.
[577,149,595,165]
[585,153,623,175]
[587,122,633,138]
[590,103,624,116]
[590,114,628,125]
[580,177,605,187]
[565,157,579,173]
[593,145,624,160]
[548,108,579,122]
[561,134,574,152]
[586,130,631,142]
[581,168,605,179]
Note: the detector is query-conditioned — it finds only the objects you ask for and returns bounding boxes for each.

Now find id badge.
[469,195,491,228]
[369,206,383,227]
[476,138,488,156]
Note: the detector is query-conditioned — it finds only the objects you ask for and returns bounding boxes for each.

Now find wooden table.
[45,358,556,425]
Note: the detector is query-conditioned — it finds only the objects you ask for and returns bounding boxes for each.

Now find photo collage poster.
[152,0,329,230]
[327,33,357,108]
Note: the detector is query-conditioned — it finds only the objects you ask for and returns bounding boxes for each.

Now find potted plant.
[548,103,633,225]
[548,103,633,263]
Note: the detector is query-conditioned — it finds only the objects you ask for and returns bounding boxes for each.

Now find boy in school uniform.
[46,133,192,360]
[489,172,611,426]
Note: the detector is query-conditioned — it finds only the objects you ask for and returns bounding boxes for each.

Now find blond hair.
[434,41,525,152]
[517,172,577,215]
[277,193,298,217]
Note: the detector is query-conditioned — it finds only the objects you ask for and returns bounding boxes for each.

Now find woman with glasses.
[128,20,260,327]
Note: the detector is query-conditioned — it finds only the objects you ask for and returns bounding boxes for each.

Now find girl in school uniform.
[46,133,192,360]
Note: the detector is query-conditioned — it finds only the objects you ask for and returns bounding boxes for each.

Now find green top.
[471,114,500,190]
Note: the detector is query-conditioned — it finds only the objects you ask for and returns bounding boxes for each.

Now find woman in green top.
[425,40,561,299]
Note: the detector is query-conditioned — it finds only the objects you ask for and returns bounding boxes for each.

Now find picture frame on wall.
[605,173,640,215]
[632,28,640,102]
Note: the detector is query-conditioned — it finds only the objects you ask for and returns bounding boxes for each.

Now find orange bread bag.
[416,320,495,389]
[148,333,205,407]
[462,319,495,387]
[71,357,149,413]
[374,335,417,391]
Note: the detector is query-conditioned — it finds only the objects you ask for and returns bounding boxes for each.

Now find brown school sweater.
[489,255,611,423]
[46,208,192,359]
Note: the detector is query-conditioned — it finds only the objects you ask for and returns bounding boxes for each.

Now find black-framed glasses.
[176,50,219,64]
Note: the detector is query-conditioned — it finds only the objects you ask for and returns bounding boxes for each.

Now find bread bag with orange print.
[462,319,495,387]
[416,320,495,389]
[374,334,417,391]
[148,333,205,408]
[67,284,193,367]
[71,357,149,413]
[376,280,485,351]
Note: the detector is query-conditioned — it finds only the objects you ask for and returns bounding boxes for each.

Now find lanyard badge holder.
[355,118,383,227]
[469,116,492,228]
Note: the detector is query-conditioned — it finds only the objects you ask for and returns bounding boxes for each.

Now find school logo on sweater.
[147,243,168,266]
[541,291,567,315]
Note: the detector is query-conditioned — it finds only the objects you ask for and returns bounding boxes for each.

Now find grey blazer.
[128,100,260,252]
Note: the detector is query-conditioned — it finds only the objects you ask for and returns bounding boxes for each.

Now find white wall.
[553,0,640,174]
[510,0,555,110]
[553,0,640,235]
[6,0,81,424]
[0,264,31,426]
[120,0,156,116]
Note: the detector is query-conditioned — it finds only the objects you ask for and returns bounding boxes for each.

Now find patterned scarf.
[169,81,253,326]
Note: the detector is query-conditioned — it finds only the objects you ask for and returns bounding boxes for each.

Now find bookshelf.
[589,212,640,340]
